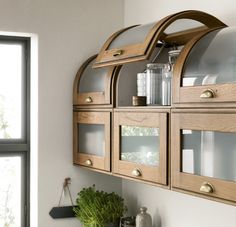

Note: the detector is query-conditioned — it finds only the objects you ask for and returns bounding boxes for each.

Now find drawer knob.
[132,168,142,177]
[200,89,215,98]
[113,49,123,57]
[200,182,214,193]
[85,159,92,166]
[85,96,93,103]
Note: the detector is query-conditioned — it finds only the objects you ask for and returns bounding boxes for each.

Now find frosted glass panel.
[0,156,22,227]
[182,130,236,181]
[79,59,108,93]
[108,22,156,49]
[78,124,105,156]
[164,19,204,35]
[121,126,159,166]
[0,43,23,139]
[182,27,236,86]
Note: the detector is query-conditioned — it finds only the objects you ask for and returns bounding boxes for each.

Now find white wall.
[123,1,236,227]
[0,1,124,227]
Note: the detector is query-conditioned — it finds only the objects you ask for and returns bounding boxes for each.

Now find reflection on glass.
[108,22,156,49]
[164,19,204,35]
[182,129,236,181]
[78,59,108,93]
[182,27,236,86]
[121,126,159,166]
[78,124,105,156]
[0,156,21,227]
[0,44,23,139]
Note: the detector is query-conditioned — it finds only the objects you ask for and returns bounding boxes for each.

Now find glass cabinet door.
[171,110,236,202]
[73,111,110,171]
[173,27,236,106]
[113,110,168,185]
[94,10,225,68]
[73,55,114,106]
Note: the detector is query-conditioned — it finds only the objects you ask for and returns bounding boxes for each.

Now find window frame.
[0,35,30,227]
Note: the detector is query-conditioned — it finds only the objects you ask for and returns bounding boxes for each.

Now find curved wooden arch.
[93,10,226,68]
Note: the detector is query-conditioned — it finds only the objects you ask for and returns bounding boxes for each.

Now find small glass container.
[161,64,172,106]
[137,72,147,97]
[136,207,152,227]
[146,63,163,105]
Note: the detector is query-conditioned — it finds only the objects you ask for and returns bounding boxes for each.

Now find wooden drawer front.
[113,111,168,185]
[178,84,236,104]
[171,110,236,202]
[73,111,111,171]
[77,92,109,105]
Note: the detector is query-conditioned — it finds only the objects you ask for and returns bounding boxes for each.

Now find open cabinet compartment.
[93,10,226,68]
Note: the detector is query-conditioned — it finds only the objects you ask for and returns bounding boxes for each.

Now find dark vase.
[107,219,120,227]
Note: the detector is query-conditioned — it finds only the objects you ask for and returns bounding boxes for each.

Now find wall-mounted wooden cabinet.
[113,109,168,185]
[73,10,236,205]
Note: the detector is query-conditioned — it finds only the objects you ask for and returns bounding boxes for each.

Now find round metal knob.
[200,89,215,99]
[85,96,93,103]
[200,182,214,193]
[85,159,92,166]
[131,168,142,177]
[113,49,123,57]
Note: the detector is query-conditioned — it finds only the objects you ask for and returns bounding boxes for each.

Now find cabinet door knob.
[200,89,215,98]
[85,159,92,166]
[85,96,93,103]
[131,168,142,177]
[200,182,214,193]
[113,49,123,57]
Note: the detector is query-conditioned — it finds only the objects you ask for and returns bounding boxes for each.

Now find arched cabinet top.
[172,26,236,107]
[93,10,226,68]
[73,55,116,107]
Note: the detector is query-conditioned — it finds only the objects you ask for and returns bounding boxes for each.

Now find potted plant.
[73,185,127,227]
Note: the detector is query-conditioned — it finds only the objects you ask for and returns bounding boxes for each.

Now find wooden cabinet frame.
[73,111,111,171]
[93,10,226,68]
[171,109,236,203]
[113,110,168,185]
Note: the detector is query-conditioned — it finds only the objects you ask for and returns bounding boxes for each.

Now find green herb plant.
[73,185,127,227]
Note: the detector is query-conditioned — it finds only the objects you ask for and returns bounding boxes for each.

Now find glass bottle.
[136,207,152,227]
[146,63,163,105]
[161,49,181,106]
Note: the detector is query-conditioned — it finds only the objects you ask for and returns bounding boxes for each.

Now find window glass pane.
[0,156,22,227]
[78,123,105,156]
[0,43,23,139]
[182,129,236,182]
[121,126,159,166]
